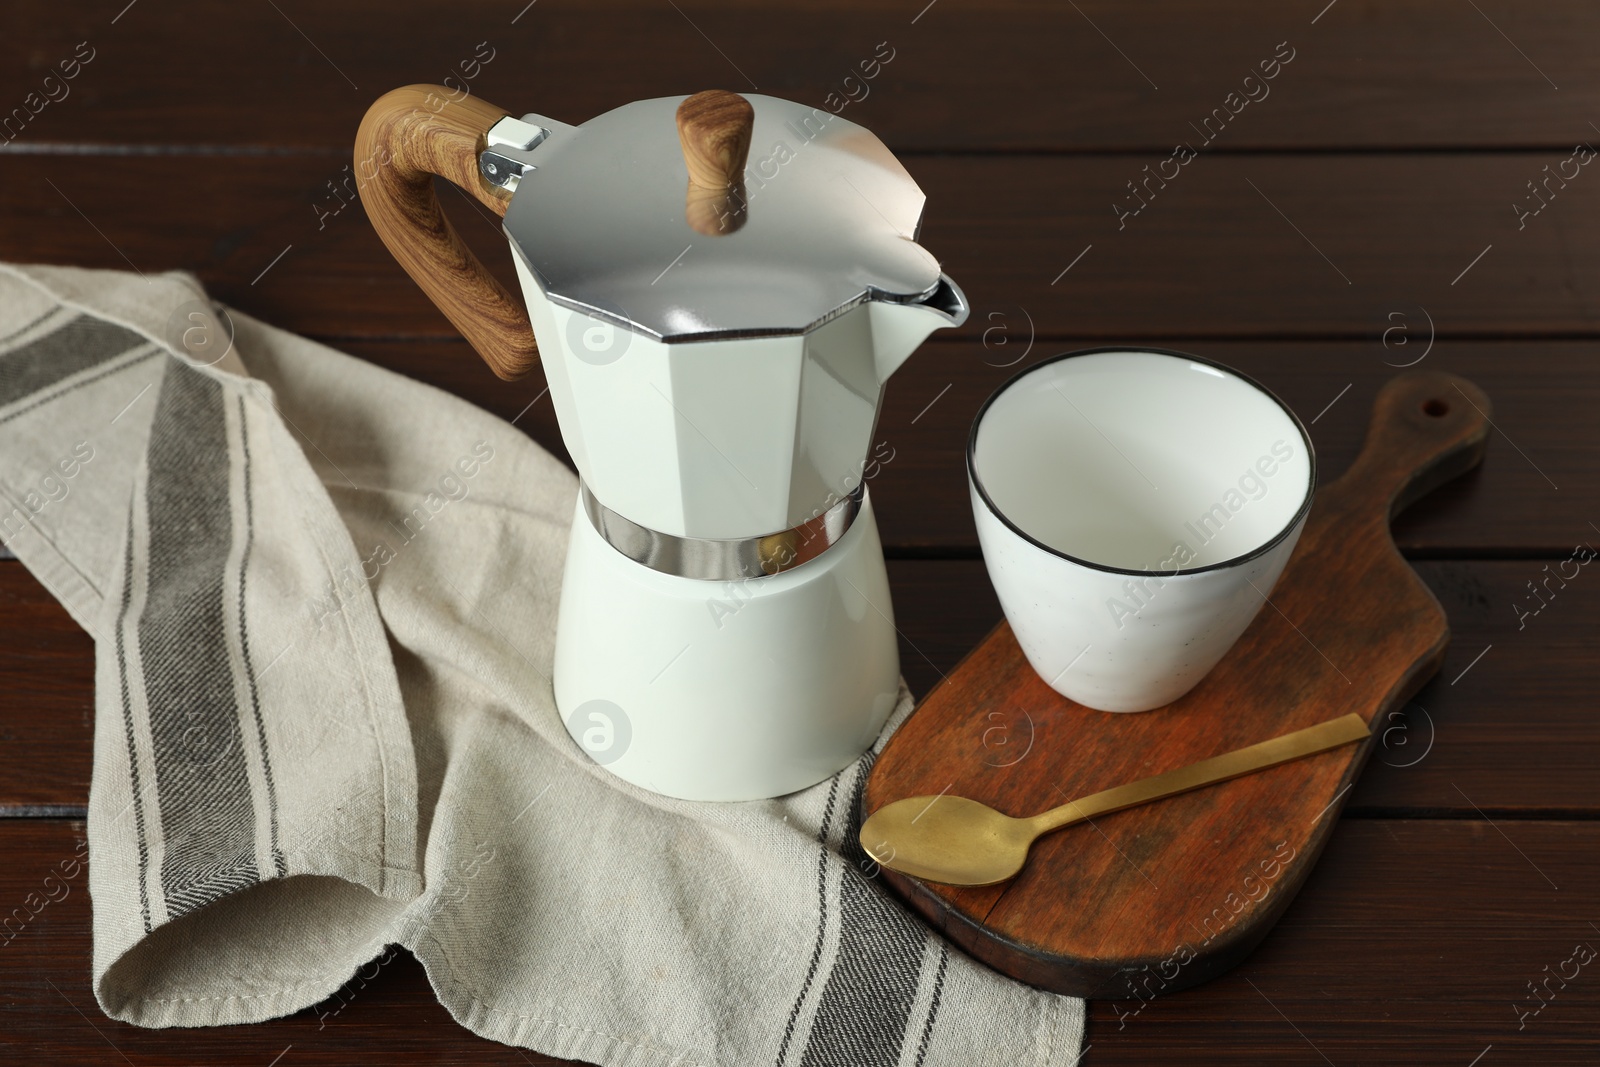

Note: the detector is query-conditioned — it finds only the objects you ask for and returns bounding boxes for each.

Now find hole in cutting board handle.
[1422,398,1450,417]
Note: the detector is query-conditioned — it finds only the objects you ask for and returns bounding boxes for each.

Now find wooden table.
[3,2,1597,1063]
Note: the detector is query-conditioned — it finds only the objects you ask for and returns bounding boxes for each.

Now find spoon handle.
[1030,713,1370,835]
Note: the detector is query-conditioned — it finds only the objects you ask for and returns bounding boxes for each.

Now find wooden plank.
[4,1,1599,152]
[4,557,1596,816]
[3,818,1595,1064]
[1356,557,1600,815]
[885,561,1003,702]
[873,341,1595,555]
[1,152,1596,341]
[1086,819,1600,1065]
[0,561,95,813]
[333,337,1597,555]
[0,824,582,1065]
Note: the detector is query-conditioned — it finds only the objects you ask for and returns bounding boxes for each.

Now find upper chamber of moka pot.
[483,92,968,546]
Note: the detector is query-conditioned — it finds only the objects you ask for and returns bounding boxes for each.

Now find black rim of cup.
[966,346,1319,579]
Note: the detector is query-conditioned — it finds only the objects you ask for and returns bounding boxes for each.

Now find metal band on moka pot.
[580,482,865,581]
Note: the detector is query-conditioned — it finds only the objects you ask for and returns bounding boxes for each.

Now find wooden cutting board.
[862,370,1491,1000]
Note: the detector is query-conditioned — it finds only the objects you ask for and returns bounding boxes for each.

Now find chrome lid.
[485,94,945,344]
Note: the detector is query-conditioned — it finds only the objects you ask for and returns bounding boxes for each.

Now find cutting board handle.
[354,85,539,381]
[1334,370,1492,522]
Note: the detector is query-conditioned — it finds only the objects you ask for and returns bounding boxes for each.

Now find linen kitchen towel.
[0,263,1084,1066]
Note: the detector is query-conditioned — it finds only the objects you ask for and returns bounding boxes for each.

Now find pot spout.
[869,274,970,385]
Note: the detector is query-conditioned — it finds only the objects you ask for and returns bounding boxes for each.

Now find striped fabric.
[0,264,1083,1065]
[0,306,287,929]
[122,363,285,927]
[779,754,953,1067]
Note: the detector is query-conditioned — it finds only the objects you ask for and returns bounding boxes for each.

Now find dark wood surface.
[6,152,1600,341]
[866,371,1493,997]
[333,337,1600,556]
[1,0,1596,1063]
[5,0,1600,152]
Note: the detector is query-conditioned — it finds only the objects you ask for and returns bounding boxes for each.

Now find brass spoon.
[860,712,1370,887]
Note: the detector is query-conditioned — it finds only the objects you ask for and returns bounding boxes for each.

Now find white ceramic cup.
[968,349,1316,712]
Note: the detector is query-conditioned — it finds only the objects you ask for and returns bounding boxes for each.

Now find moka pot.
[356,86,967,799]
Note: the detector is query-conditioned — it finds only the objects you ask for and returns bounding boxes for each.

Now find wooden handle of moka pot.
[676,90,753,236]
[355,85,538,380]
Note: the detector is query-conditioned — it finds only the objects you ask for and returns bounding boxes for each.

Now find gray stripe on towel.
[138,359,260,918]
[0,314,144,411]
[912,945,950,1067]
[798,755,931,1067]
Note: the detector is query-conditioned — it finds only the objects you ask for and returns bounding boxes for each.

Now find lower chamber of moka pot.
[553,490,902,801]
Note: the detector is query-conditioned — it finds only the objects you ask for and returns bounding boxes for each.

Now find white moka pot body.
[553,492,901,801]
[515,254,943,540]
[511,255,938,799]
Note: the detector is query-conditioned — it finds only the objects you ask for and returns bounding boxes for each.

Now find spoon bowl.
[860,796,1038,887]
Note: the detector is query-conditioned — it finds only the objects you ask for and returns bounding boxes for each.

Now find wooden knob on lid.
[676,89,753,236]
